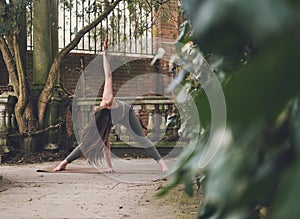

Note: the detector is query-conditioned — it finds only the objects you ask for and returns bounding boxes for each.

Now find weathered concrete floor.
[0,158,178,219]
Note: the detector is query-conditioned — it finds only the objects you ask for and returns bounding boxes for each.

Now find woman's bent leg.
[65,145,83,163]
[121,108,168,172]
[53,145,83,171]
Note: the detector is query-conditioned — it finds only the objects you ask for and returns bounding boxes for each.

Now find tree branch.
[8,122,63,137]
[37,0,122,127]
[13,33,28,116]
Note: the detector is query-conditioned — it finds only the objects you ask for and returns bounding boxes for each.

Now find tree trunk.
[14,100,39,152]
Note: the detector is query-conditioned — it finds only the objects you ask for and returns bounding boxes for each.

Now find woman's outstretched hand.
[103,39,108,55]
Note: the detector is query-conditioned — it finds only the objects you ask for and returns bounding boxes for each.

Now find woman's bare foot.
[158,159,169,172]
[103,167,115,173]
[53,159,69,172]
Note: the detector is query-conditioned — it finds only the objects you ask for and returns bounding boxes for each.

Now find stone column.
[0,92,17,157]
[33,0,65,150]
[32,0,52,88]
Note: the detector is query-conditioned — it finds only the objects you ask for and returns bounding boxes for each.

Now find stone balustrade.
[0,92,18,155]
[0,94,182,157]
[72,96,181,145]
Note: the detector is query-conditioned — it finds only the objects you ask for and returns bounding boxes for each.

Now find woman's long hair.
[80,107,112,167]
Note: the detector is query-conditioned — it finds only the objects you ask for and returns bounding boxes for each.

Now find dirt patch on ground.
[1,149,70,164]
[150,184,202,219]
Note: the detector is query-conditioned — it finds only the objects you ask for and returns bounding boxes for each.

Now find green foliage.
[57,0,165,42]
[161,0,300,218]
[0,0,31,36]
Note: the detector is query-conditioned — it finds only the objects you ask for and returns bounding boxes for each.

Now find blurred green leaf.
[163,0,300,218]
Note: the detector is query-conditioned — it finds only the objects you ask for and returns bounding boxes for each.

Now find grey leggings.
[66,100,161,163]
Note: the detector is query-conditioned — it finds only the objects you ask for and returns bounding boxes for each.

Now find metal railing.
[27,0,154,55]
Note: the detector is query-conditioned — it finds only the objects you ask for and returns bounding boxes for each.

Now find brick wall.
[0,53,171,96]
[153,0,179,40]
[59,53,170,97]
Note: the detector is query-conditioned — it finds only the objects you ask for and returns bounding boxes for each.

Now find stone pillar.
[33,0,52,87]
[0,92,17,156]
[33,0,65,150]
[50,0,59,65]
[139,104,149,135]
[19,4,27,81]
[152,104,162,141]
[32,0,59,87]
[152,0,180,95]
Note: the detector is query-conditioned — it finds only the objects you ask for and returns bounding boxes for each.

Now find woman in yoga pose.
[53,40,168,173]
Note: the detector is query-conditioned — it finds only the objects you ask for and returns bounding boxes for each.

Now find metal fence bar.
[26,2,32,50]
[69,0,72,45]
[122,2,126,54]
[93,0,97,53]
[75,0,79,50]
[117,4,120,52]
